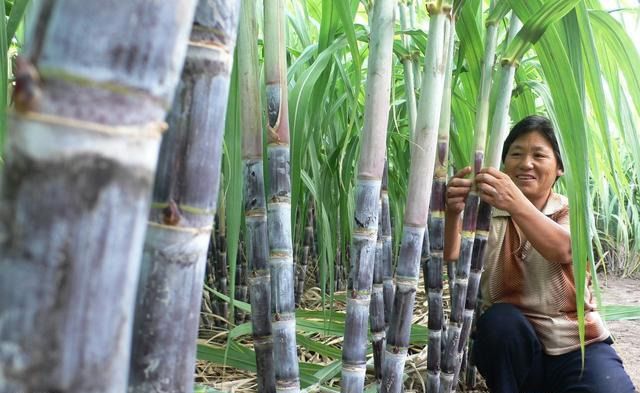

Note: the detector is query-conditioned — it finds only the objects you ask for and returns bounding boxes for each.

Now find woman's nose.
[519,155,534,168]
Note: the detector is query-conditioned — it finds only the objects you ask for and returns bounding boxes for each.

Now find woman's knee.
[476,303,536,345]
[581,342,636,393]
[547,341,637,393]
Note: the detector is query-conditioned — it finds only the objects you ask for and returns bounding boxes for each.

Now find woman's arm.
[475,167,572,264]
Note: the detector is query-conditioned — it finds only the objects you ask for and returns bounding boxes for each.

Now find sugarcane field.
[2,0,640,392]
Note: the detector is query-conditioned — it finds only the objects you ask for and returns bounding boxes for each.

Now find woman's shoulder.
[541,192,568,215]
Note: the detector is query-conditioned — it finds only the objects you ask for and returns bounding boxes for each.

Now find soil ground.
[197,275,640,392]
[600,275,640,389]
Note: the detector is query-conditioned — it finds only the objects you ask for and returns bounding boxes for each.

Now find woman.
[444,115,636,393]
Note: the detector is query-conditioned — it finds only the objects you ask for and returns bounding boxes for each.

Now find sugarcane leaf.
[335,0,360,90]
[205,285,252,313]
[296,334,342,359]
[601,305,640,321]
[504,0,581,63]
[197,341,322,387]
[5,0,28,42]
[486,0,511,25]
[510,0,594,354]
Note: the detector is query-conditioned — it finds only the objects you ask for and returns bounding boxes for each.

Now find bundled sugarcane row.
[381,2,451,392]
[439,1,500,390]
[424,8,456,392]
[340,0,397,391]
[455,14,523,391]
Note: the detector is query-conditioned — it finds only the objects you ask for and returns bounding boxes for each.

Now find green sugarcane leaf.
[486,0,511,25]
[296,334,342,359]
[602,305,640,321]
[5,0,28,42]
[197,341,322,387]
[335,0,360,90]
[510,0,594,356]
[205,285,252,313]
[504,0,581,63]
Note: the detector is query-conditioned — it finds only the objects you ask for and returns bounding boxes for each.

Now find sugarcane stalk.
[341,0,397,391]
[381,2,451,392]
[424,10,456,393]
[264,0,299,390]
[370,200,386,386]
[240,0,276,388]
[408,0,422,92]
[453,14,523,391]
[0,2,198,392]
[381,162,394,327]
[440,1,500,391]
[399,1,418,138]
[128,2,240,391]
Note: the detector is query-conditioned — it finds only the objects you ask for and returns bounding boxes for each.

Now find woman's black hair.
[501,115,564,171]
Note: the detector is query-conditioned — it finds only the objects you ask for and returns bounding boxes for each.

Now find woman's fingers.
[453,166,473,178]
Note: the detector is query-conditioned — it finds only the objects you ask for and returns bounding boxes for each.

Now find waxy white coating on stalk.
[426,16,455,393]
[131,226,211,393]
[0,2,198,392]
[471,22,499,163]
[450,16,523,392]
[265,106,298,391]
[7,115,161,171]
[340,2,395,391]
[381,3,450,391]
[343,180,381,392]
[129,2,241,391]
[355,0,396,179]
[441,2,501,388]
[404,10,447,226]
[399,2,418,139]
[486,16,523,169]
[240,5,275,385]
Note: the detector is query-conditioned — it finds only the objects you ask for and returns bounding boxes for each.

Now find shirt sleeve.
[550,205,570,231]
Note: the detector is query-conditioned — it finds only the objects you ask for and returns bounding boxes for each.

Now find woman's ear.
[556,168,564,177]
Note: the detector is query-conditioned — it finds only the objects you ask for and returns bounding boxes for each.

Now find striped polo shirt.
[480,192,610,355]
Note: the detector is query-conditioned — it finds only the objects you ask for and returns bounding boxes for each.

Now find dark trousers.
[473,303,637,393]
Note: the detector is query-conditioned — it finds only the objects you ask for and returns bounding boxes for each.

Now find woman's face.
[503,130,563,207]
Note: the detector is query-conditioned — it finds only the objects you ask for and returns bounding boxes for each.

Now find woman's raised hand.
[446,166,473,215]
[475,167,527,213]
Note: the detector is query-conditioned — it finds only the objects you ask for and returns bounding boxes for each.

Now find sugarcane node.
[12,56,42,113]
[162,199,181,226]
